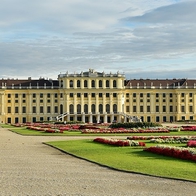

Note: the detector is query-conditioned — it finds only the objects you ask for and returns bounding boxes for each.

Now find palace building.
[0,69,196,124]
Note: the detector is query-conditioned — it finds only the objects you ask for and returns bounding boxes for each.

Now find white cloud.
[0,0,195,79]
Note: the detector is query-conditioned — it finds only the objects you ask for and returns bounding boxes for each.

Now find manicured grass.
[4,125,196,137]
[45,139,196,182]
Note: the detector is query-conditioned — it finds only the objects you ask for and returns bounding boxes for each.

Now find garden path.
[0,126,196,196]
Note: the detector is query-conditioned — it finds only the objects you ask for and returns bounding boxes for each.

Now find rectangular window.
[33,99,36,103]
[162,93,166,98]
[15,94,18,98]
[7,107,11,113]
[40,106,44,113]
[156,106,159,112]
[15,107,19,113]
[8,94,11,98]
[181,106,185,112]
[147,99,150,102]
[156,93,159,98]
[133,93,136,97]
[189,105,193,112]
[40,93,43,98]
[181,93,184,97]
[106,93,110,97]
[70,93,73,97]
[147,116,151,122]
[40,99,43,103]
[84,93,88,97]
[189,93,193,97]
[126,106,130,112]
[47,106,51,113]
[147,93,150,97]
[133,106,136,112]
[22,94,26,98]
[169,93,173,98]
[47,100,50,103]
[163,106,166,112]
[54,106,58,113]
[47,93,50,98]
[8,100,11,103]
[15,100,18,103]
[32,106,36,113]
[33,93,36,98]
[140,106,143,112]
[126,93,129,98]
[77,93,81,97]
[133,99,136,102]
[92,93,95,97]
[22,107,26,113]
[147,106,150,112]
[99,93,102,97]
[54,93,58,98]
[55,99,58,103]
[170,106,173,112]
[140,93,143,97]
[60,93,63,98]
[113,93,117,97]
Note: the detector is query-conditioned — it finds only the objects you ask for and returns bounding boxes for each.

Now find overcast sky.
[1,0,196,80]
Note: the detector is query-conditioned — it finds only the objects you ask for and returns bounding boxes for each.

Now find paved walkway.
[0,126,196,196]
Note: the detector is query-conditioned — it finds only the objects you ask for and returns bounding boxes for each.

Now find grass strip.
[5,125,196,137]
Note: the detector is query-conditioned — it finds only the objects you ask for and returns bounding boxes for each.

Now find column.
[82,112,85,123]
[104,112,107,123]
[96,113,100,123]
[89,113,92,123]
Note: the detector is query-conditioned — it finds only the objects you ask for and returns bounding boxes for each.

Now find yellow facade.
[0,69,196,123]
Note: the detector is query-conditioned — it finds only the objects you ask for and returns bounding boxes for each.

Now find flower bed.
[93,138,145,147]
[82,128,169,134]
[25,123,83,133]
[181,126,196,131]
[144,145,196,162]
[127,136,196,141]
[187,140,196,147]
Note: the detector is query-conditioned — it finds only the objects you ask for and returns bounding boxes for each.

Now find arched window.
[70,80,73,88]
[113,80,117,88]
[77,80,80,88]
[113,104,117,113]
[91,104,96,114]
[106,104,110,113]
[84,80,88,88]
[106,80,109,88]
[69,104,74,114]
[99,80,102,88]
[91,80,95,88]
[84,104,88,114]
[77,104,81,114]
[99,104,103,114]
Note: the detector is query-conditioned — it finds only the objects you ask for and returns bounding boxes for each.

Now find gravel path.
[0,126,196,196]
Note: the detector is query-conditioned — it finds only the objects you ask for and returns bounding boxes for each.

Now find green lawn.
[1,124,196,181]
[45,139,196,182]
[3,125,196,137]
